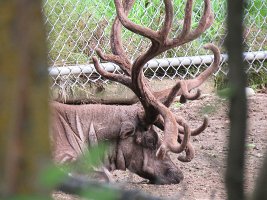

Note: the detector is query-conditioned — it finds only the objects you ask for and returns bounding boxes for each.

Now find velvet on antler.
[92,0,221,159]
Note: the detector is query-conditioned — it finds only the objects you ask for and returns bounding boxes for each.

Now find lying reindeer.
[51,0,220,185]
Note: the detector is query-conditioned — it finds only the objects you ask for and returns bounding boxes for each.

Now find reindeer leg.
[87,122,115,182]
[88,122,98,146]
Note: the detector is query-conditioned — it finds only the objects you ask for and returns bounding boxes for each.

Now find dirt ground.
[53,92,267,200]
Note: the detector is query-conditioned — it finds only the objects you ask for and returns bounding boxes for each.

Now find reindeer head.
[124,126,184,184]
[112,113,209,184]
[93,0,221,184]
[107,122,183,184]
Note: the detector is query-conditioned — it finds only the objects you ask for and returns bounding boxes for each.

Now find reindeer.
[51,0,220,184]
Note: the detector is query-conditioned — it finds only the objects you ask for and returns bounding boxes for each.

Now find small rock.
[253,146,259,150]
[256,153,263,158]
[246,87,255,96]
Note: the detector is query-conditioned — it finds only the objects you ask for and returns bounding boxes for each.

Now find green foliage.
[39,165,68,188]
[8,196,51,200]
[199,104,217,115]
[11,143,109,200]
[73,143,108,173]
[246,0,267,24]
[217,87,235,99]
[173,101,182,108]
[214,73,229,91]
[246,67,267,90]
[81,187,119,200]
[39,143,108,189]
[43,0,265,66]
[215,61,267,92]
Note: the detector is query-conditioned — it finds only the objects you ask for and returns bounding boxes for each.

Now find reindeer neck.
[52,102,140,140]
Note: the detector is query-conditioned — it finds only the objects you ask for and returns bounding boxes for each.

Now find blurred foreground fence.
[43,0,267,90]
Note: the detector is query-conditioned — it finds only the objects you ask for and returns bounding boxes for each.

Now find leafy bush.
[43,0,265,65]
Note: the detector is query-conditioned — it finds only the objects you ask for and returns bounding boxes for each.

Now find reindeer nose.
[176,170,184,183]
[165,168,184,184]
[151,168,184,185]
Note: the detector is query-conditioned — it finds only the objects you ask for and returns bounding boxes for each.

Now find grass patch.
[215,61,267,91]
[199,104,217,115]
[43,0,266,66]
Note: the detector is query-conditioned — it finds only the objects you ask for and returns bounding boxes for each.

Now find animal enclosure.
[44,0,266,199]
[53,93,267,199]
[44,0,267,94]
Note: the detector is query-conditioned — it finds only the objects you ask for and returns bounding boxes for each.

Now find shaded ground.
[53,92,267,200]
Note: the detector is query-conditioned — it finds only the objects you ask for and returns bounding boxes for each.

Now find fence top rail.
[48,51,267,76]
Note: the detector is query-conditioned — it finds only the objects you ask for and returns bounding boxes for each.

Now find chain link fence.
[43,0,267,96]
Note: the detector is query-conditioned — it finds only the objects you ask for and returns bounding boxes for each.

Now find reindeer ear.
[120,122,135,139]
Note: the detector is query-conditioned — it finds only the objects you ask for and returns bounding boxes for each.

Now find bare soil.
[53,92,267,200]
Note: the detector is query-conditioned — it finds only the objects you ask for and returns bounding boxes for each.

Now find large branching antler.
[158,43,221,107]
[92,0,220,159]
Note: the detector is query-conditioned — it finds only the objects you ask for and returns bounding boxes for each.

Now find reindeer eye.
[146,138,156,149]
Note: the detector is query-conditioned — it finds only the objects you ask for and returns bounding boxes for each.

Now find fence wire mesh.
[43,0,267,94]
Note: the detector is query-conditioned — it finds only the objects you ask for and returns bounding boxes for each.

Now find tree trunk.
[225,0,247,200]
[0,0,50,197]
[252,149,267,199]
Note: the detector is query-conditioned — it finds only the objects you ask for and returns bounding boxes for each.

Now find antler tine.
[114,0,160,42]
[92,56,132,88]
[95,48,130,72]
[188,0,213,40]
[153,113,208,162]
[109,17,132,76]
[95,0,135,76]
[190,115,209,136]
[186,43,220,90]
[166,114,206,163]
[178,140,195,162]
[170,0,213,47]
[110,0,136,75]
[115,0,176,44]
[160,0,173,41]
[176,115,209,136]
[160,80,201,107]
[156,111,191,159]
[129,0,175,120]
[155,43,220,107]
[92,0,138,86]
[161,81,182,107]
[178,0,193,40]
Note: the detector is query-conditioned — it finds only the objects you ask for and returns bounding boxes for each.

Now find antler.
[155,43,221,106]
[93,0,220,159]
